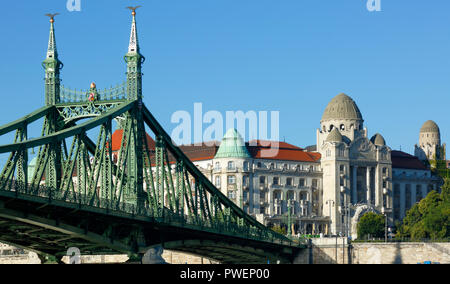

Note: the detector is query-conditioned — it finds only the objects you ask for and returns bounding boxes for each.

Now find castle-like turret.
[415,120,445,162]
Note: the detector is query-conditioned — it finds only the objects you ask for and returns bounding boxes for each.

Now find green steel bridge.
[0,10,306,264]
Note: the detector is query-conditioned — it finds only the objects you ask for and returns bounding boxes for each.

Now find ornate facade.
[169,93,444,238]
[317,93,393,236]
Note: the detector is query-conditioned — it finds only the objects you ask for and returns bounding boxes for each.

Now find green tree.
[398,178,450,241]
[271,224,287,235]
[357,212,385,240]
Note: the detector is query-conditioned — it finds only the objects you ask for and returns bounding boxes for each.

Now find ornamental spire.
[45,13,60,59]
[43,13,63,106]
[126,6,142,54]
[125,6,145,101]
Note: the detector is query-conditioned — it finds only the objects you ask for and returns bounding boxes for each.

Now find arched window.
[227,161,235,170]
[329,125,334,132]
[340,124,345,131]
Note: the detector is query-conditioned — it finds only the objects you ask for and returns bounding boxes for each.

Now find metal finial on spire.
[45,13,60,23]
[45,13,60,59]
[126,6,142,16]
[126,6,142,54]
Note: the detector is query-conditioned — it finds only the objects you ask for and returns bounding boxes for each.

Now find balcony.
[299,200,309,206]
[270,183,283,189]
[226,167,238,173]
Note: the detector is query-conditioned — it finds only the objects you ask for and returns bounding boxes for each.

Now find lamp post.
[340,186,347,264]
[284,191,294,236]
[382,207,387,243]
[382,186,389,243]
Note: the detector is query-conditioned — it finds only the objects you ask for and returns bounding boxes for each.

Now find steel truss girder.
[0,98,303,262]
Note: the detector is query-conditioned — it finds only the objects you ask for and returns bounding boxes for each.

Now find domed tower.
[213,129,252,211]
[317,93,365,148]
[415,120,444,161]
[317,93,392,236]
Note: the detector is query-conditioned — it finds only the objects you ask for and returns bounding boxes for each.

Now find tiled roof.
[247,140,321,162]
[179,143,219,162]
[248,140,304,151]
[391,150,428,170]
[111,130,321,163]
[111,129,155,151]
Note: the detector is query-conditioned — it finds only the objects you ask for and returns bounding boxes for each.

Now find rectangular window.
[259,176,266,185]
[273,177,279,185]
[227,175,236,185]
[299,179,305,187]
[215,176,221,187]
[286,178,293,186]
[243,176,249,187]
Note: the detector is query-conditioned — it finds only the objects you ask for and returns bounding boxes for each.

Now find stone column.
[142,246,167,264]
[375,165,380,207]
[352,166,358,204]
[400,183,406,219]
[421,184,427,200]
[366,167,371,204]
[268,190,273,215]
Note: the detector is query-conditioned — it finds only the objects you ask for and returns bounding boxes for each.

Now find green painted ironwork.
[0,10,306,262]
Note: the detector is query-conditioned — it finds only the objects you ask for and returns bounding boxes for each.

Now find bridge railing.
[60,82,127,103]
[0,179,304,247]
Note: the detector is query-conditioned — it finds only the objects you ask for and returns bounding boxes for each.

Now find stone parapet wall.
[298,242,450,264]
[162,251,218,264]
[0,242,217,264]
[351,242,450,264]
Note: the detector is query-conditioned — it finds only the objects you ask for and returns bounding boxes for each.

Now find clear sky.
[0,0,449,158]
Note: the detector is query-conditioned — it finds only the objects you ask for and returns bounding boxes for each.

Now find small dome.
[27,156,38,179]
[214,129,251,159]
[420,120,440,134]
[321,93,363,122]
[370,133,386,146]
[325,128,343,143]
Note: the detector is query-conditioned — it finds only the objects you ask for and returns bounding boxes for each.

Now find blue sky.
[0,0,449,157]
